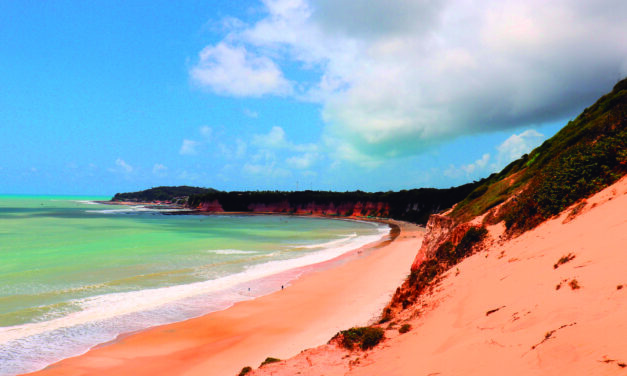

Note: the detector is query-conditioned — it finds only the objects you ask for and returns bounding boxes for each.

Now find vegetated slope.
[395,78,627,308]
[248,79,627,376]
[451,78,627,234]
[388,78,627,330]
[187,183,480,225]
[112,186,217,203]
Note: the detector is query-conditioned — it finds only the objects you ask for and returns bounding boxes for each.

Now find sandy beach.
[251,176,627,375]
[26,220,424,376]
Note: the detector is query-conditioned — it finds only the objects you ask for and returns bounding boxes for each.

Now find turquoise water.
[0,196,388,375]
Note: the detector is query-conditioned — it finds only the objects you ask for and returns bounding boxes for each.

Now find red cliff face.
[410,214,471,270]
[247,201,292,213]
[195,200,389,217]
[197,200,224,212]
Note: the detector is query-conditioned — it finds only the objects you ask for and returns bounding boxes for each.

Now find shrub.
[339,327,385,350]
[259,357,281,367]
[434,241,455,264]
[238,366,252,376]
[553,253,576,269]
[399,324,411,334]
[409,259,442,288]
[455,227,488,257]
[379,307,393,324]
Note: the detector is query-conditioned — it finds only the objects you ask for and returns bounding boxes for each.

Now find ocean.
[0,196,389,375]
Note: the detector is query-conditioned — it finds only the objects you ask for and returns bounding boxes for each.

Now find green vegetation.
[434,227,488,266]
[408,259,442,288]
[399,324,412,334]
[338,327,385,350]
[259,357,281,367]
[237,366,252,376]
[112,186,216,203]
[116,182,483,225]
[451,78,627,234]
[553,253,576,269]
[186,183,481,225]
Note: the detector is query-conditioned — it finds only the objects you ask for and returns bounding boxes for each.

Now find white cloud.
[115,158,133,173]
[199,126,213,139]
[243,108,259,118]
[218,138,248,159]
[196,0,627,161]
[179,139,200,155]
[235,139,247,158]
[242,162,290,178]
[286,152,317,169]
[445,153,491,178]
[252,126,289,149]
[152,163,168,176]
[495,129,545,168]
[464,153,491,175]
[444,128,545,179]
[190,42,292,97]
[252,126,318,154]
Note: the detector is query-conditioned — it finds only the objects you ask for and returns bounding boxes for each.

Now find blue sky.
[1,1,625,195]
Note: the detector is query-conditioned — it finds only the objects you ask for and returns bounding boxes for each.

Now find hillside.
[111,186,217,203]
[244,79,627,375]
[187,185,479,224]
[451,78,627,233]
[251,176,627,376]
[112,182,483,225]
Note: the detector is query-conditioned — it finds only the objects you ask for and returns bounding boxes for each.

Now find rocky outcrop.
[197,200,224,212]
[197,200,390,217]
[410,214,471,270]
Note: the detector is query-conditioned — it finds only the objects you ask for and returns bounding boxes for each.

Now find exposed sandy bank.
[26,220,424,376]
[253,176,627,376]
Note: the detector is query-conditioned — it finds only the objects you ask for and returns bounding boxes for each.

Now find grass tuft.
[553,253,576,269]
[259,357,281,367]
[398,324,412,334]
[238,366,252,376]
[338,327,385,350]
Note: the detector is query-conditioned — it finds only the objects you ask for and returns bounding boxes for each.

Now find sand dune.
[253,176,627,375]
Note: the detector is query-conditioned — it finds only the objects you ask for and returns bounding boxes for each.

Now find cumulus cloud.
[252,126,289,149]
[495,129,545,167]
[445,128,545,179]
[179,139,200,155]
[243,108,259,118]
[199,126,213,139]
[242,161,290,178]
[195,0,627,162]
[115,158,133,173]
[190,42,292,97]
[252,126,318,152]
[286,152,318,169]
[445,153,491,179]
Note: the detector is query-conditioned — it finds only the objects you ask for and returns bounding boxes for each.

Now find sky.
[1,0,626,195]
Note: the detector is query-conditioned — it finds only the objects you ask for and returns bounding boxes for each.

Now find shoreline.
[24,219,423,376]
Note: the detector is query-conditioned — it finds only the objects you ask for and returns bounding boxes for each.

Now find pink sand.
[254,176,627,375]
[26,221,424,376]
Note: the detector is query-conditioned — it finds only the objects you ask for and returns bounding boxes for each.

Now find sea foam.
[0,224,389,376]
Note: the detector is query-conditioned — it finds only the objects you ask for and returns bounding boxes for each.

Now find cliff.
[247,78,627,376]
[250,175,627,376]
[186,184,480,225]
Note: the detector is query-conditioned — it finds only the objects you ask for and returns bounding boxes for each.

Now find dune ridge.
[251,175,627,375]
